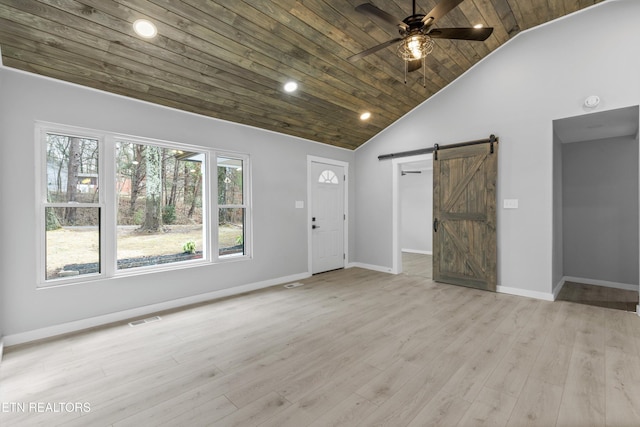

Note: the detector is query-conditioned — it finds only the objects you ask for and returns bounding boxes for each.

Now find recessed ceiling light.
[283,81,298,93]
[473,24,484,29]
[133,19,157,38]
[360,112,371,121]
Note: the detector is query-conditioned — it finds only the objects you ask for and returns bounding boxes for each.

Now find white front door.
[311,162,345,274]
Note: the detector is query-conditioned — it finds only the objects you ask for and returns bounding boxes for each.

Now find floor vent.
[128,316,162,327]
[284,282,305,289]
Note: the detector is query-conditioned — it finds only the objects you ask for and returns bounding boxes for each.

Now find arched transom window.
[318,170,339,184]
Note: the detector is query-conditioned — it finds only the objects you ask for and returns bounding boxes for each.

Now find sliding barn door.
[433,142,498,291]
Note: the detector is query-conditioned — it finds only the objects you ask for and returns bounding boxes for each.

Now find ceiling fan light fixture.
[398,34,433,61]
[133,19,157,38]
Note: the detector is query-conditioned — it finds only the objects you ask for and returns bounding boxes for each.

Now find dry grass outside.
[46,224,242,278]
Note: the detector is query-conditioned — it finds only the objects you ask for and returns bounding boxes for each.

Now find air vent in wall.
[128,316,162,327]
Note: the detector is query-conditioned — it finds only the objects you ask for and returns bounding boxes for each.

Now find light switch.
[295,201,304,209]
[503,199,519,209]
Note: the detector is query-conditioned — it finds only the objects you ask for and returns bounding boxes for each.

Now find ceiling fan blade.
[421,0,465,26]
[347,37,403,62]
[355,3,409,31]
[428,27,494,41]
[407,59,422,72]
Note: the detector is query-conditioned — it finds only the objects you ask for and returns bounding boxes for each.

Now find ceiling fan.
[348,0,493,85]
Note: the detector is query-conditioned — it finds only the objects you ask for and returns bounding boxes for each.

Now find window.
[44,133,102,280]
[115,141,205,271]
[319,169,339,184]
[38,123,251,286]
[217,155,248,257]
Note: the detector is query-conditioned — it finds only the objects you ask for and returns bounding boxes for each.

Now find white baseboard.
[561,276,639,292]
[347,262,394,274]
[401,249,433,255]
[553,278,566,301]
[3,272,311,347]
[496,285,555,301]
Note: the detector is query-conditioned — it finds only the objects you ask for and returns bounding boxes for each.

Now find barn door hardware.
[378,135,499,161]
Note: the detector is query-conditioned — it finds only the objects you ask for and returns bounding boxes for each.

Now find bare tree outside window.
[45,133,100,279]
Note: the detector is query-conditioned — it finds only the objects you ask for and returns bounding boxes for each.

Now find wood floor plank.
[406,391,471,427]
[605,347,640,426]
[545,301,584,347]
[287,361,381,419]
[307,393,376,427]
[115,393,236,427]
[494,297,541,336]
[484,301,558,398]
[355,358,424,406]
[214,391,291,427]
[440,331,517,402]
[456,387,517,427]
[556,347,606,426]
[604,309,639,356]
[527,341,572,387]
[258,402,318,427]
[356,349,467,426]
[505,377,563,427]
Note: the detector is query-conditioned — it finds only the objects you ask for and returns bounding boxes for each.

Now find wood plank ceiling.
[0,0,603,149]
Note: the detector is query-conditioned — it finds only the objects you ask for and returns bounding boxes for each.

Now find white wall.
[0,68,354,340]
[562,136,639,286]
[354,0,640,298]
[400,171,432,253]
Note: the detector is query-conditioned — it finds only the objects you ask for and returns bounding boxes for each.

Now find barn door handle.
[433,218,438,232]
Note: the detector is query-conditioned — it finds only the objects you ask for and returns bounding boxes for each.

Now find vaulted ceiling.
[0,0,603,149]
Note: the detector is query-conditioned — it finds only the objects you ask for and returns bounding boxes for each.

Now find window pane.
[46,207,100,280]
[46,133,99,203]
[218,157,243,205]
[219,208,244,256]
[319,170,339,184]
[115,142,205,270]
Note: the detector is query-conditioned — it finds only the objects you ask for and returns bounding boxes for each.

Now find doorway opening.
[392,154,433,278]
[552,105,640,313]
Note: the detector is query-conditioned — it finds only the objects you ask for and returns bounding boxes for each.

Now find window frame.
[35,122,252,288]
[109,134,212,276]
[36,123,107,286]
[214,151,252,261]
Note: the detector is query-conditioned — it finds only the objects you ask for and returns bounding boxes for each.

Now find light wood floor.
[402,252,432,279]
[1,267,640,426]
